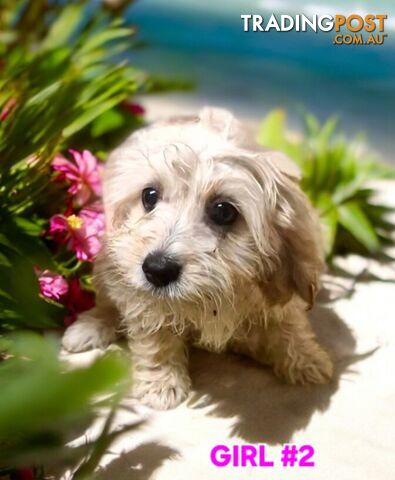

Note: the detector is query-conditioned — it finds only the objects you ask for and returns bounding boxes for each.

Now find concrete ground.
[64,101,395,480]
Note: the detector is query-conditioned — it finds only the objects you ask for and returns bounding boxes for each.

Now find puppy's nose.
[142,252,181,287]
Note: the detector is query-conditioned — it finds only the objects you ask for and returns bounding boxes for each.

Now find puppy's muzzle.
[142,251,182,287]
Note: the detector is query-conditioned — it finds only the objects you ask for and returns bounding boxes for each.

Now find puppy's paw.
[277,348,334,385]
[62,310,116,353]
[133,372,191,410]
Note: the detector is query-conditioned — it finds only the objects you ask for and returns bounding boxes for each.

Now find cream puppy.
[62,107,333,409]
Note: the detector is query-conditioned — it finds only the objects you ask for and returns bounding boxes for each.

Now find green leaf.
[258,109,287,149]
[320,208,339,256]
[14,216,44,236]
[0,337,128,436]
[338,201,380,253]
[78,26,134,54]
[24,80,63,108]
[332,176,368,205]
[304,112,320,136]
[318,116,338,146]
[91,108,125,137]
[63,94,126,137]
[0,333,129,467]
[42,4,85,50]
[1,218,54,270]
[0,251,11,267]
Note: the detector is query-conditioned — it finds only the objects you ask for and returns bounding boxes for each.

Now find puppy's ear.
[199,107,251,145]
[259,170,325,309]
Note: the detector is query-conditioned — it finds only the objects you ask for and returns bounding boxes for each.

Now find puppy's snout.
[142,251,182,287]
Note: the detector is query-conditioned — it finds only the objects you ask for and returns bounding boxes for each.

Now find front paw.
[133,371,191,410]
[276,348,334,385]
[62,310,116,353]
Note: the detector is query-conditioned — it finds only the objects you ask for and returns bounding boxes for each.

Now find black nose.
[142,252,182,287]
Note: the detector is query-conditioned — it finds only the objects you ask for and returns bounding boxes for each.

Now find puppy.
[62,107,333,409]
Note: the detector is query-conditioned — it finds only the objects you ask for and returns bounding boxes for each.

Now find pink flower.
[121,101,145,116]
[52,149,103,206]
[36,270,95,326]
[37,270,69,301]
[49,203,105,262]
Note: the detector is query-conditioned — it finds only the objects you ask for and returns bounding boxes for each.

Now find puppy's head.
[103,108,324,310]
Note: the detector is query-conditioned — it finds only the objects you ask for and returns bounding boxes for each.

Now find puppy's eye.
[207,201,238,226]
[142,187,159,212]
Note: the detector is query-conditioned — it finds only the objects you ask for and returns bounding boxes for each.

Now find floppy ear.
[259,171,325,310]
[200,107,302,181]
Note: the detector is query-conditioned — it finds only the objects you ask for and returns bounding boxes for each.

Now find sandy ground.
[63,99,395,480]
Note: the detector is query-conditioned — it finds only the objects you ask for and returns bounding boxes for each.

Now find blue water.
[126,0,395,162]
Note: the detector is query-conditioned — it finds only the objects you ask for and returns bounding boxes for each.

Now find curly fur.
[63,107,333,409]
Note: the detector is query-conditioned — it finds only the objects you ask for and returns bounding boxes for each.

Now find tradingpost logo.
[241,14,388,46]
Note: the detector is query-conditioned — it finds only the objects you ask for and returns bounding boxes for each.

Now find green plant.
[258,109,395,260]
[0,1,149,477]
[0,333,130,479]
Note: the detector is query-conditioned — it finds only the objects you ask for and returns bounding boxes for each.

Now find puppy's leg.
[130,328,190,410]
[233,303,333,385]
[62,298,119,353]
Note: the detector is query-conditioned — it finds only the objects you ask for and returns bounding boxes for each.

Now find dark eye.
[142,187,159,212]
[207,201,238,226]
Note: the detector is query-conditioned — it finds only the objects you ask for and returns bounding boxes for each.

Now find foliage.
[258,109,395,260]
[0,1,149,478]
[0,333,130,478]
